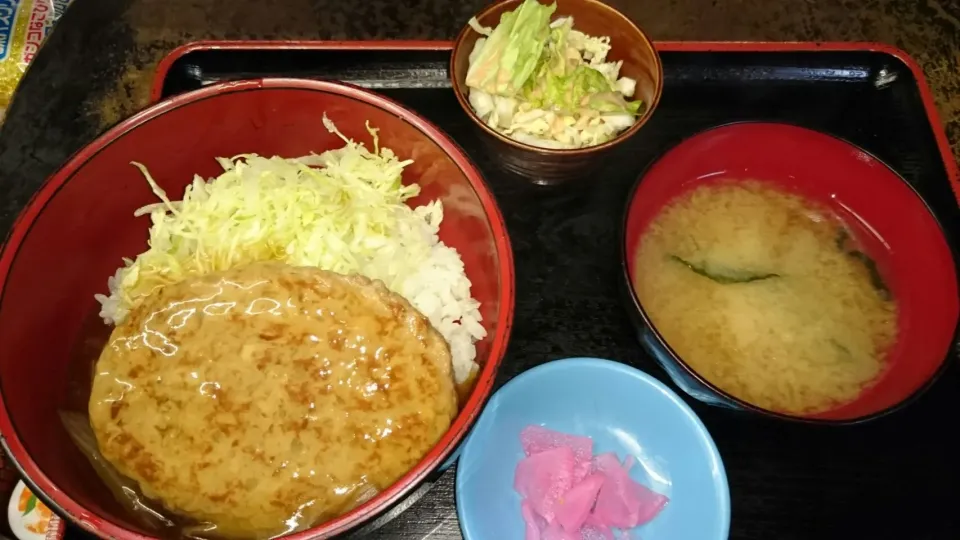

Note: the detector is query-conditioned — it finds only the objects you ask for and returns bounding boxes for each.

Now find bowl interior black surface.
[86,46,960,540]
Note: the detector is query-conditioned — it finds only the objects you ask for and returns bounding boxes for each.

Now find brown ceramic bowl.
[450,0,663,186]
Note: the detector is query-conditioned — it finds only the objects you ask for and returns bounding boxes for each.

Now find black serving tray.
[121,41,960,540]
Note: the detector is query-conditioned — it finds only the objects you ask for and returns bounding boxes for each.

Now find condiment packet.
[0,0,73,123]
[6,481,64,540]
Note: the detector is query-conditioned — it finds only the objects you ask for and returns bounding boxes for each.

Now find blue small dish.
[455,358,730,540]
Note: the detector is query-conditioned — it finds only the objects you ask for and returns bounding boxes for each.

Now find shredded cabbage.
[97,115,444,325]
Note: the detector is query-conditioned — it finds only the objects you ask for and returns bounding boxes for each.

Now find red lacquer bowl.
[0,79,515,538]
[622,122,958,423]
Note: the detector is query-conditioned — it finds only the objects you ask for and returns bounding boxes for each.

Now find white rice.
[399,243,486,385]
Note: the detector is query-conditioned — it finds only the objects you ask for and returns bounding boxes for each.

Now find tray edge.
[148,39,960,208]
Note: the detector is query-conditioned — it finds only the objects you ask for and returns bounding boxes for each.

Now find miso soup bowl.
[621,122,959,424]
[0,79,515,539]
[450,0,663,186]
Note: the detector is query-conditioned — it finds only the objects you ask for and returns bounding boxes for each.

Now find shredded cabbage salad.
[95,115,480,347]
[465,0,642,149]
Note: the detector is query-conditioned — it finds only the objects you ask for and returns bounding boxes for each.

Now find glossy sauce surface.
[88,262,458,539]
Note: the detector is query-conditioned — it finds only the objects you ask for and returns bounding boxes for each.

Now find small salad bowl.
[451,0,663,186]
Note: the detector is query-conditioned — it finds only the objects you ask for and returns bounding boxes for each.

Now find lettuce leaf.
[465,0,556,96]
[517,18,642,116]
[524,64,627,114]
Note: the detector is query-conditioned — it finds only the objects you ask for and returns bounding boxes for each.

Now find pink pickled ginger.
[555,473,605,532]
[515,445,577,523]
[542,522,579,540]
[593,453,669,528]
[521,500,542,540]
[514,426,668,540]
[521,425,594,482]
[581,523,616,540]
